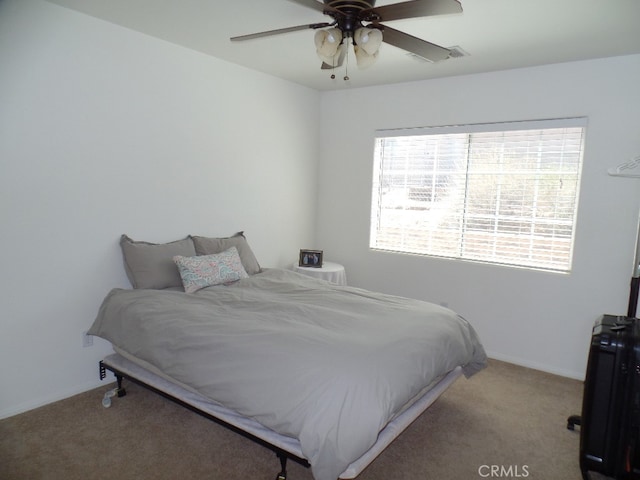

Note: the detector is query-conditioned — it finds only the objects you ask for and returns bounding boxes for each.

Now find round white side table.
[292,261,347,286]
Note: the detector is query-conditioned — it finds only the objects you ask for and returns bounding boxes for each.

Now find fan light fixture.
[353,27,383,68]
[314,28,343,65]
[314,26,383,70]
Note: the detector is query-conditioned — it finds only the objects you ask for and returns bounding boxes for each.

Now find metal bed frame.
[99,353,463,480]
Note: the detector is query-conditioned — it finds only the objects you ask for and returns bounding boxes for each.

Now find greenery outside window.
[370,118,586,272]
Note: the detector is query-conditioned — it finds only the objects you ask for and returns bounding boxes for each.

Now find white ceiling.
[46,0,640,91]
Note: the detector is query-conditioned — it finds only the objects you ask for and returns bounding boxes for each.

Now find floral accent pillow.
[173,247,248,293]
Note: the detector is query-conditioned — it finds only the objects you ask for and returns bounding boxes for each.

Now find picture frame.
[299,249,323,268]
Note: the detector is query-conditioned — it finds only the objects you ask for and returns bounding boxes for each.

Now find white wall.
[2,0,638,421]
[0,0,320,418]
[317,55,640,379]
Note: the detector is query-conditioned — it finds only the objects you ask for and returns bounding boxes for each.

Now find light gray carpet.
[0,359,584,480]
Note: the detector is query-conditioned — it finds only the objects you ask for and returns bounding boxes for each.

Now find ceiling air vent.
[447,46,470,59]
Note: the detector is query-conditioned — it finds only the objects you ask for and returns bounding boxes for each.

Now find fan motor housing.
[324,0,376,10]
[325,0,376,12]
[324,0,376,34]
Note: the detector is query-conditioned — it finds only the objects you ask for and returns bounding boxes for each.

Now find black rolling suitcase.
[571,315,640,479]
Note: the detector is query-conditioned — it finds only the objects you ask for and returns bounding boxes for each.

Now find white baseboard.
[486,351,585,381]
[0,378,110,420]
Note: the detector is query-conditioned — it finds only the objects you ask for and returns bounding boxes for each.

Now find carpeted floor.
[0,359,584,480]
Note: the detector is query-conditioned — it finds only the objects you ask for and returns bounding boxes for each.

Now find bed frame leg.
[115,374,127,397]
[275,452,287,480]
[99,361,127,397]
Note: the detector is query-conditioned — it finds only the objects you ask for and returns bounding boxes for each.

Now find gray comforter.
[89,268,486,480]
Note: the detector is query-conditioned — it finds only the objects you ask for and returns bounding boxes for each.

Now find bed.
[88,233,487,480]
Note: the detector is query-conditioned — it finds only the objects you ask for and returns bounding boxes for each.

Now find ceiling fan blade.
[287,0,340,15]
[380,25,451,62]
[231,22,332,42]
[364,0,462,22]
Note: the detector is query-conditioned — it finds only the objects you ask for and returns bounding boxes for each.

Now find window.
[370,118,586,272]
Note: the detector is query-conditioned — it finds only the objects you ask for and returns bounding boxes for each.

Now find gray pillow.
[120,235,196,289]
[191,232,261,275]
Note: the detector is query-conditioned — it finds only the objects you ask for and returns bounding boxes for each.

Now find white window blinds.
[370,118,586,272]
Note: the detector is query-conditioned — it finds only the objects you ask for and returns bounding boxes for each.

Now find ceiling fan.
[230,0,463,75]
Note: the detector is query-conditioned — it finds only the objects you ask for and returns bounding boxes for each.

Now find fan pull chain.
[343,37,350,81]
[328,38,350,82]
[330,41,340,79]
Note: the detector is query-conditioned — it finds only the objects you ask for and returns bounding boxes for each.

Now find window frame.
[369,117,587,273]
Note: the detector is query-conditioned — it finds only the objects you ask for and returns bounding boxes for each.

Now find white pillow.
[173,246,248,293]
